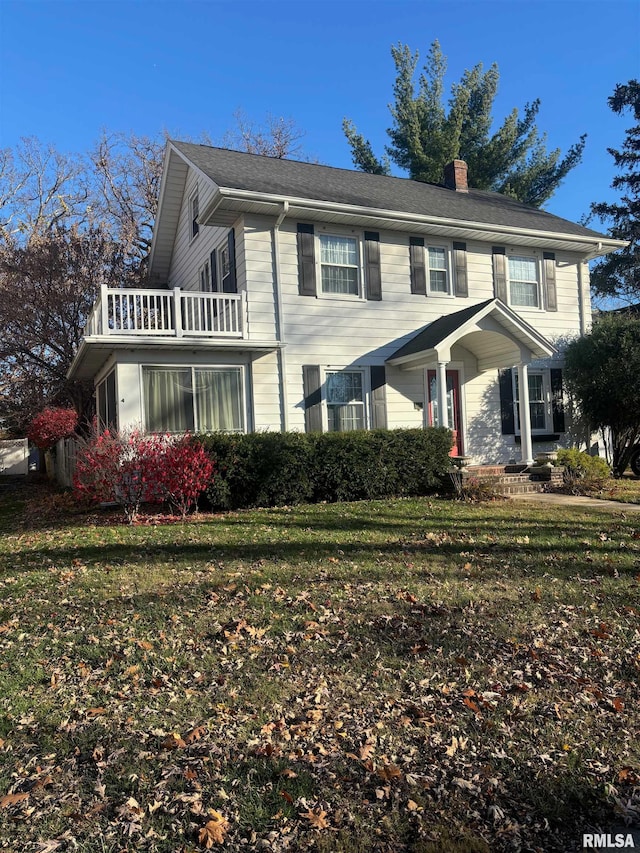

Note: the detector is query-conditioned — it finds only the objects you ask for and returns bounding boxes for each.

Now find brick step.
[465,465,527,477]
[494,481,547,496]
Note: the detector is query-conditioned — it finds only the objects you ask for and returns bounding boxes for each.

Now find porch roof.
[386,298,556,371]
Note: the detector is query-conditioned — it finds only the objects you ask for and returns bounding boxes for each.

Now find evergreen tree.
[588,80,640,304]
[343,41,586,207]
[564,313,640,477]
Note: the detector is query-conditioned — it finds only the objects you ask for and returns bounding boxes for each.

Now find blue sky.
[0,0,638,225]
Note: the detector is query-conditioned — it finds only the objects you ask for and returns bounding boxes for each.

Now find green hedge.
[197,428,453,509]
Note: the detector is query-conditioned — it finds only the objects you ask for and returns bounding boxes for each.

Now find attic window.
[190,189,200,241]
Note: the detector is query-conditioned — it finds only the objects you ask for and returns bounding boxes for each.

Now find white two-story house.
[68,142,623,465]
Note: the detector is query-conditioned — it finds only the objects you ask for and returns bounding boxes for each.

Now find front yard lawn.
[0,485,638,852]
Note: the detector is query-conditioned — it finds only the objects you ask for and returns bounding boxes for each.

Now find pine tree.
[588,80,640,304]
[343,41,586,208]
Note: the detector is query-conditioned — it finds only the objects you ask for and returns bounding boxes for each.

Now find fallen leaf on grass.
[184,725,207,744]
[163,732,186,750]
[377,762,402,782]
[359,741,375,760]
[300,807,330,830]
[0,792,29,809]
[199,810,229,847]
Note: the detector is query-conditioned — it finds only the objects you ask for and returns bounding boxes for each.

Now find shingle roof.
[389,300,494,361]
[171,140,605,240]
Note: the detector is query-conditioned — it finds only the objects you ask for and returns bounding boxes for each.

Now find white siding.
[244,218,589,461]
[114,195,593,463]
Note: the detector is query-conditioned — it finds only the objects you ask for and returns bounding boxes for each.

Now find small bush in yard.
[73,428,163,522]
[154,435,214,519]
[27,407,77,450]
[556,448,611,493]
[74,429,214,522]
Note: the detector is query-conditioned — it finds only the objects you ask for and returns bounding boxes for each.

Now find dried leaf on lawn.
[300,807,330,830]
[198,810,229,847]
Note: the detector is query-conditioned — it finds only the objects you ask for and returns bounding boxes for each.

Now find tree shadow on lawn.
[2,513,636,582]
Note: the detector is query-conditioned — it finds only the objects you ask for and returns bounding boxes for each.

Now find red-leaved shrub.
[27,407,78,450]
[73,429,214,522]
[154,434,215,519]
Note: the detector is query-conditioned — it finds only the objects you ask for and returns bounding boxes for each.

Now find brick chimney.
[443,159,468,192]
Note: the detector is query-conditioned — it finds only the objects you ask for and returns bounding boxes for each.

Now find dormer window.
[190,189,199,241]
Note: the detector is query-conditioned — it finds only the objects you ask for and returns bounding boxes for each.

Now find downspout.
[272,201,289,431]
[577,259,588,336]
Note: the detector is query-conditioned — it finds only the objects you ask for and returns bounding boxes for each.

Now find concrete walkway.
[510,492,640,512]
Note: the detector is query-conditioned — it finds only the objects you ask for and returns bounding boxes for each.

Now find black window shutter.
[543,252,558,311]
[492,247,508,302]
[302,365,323,432]
[209,250,218,292]
[499,368,515,434]
[452,241,468,298]
[409,237,426,295]
[223,229,237,293]
[370,365,387,429]
[550,368,565,432]
[297,223,316,297]
[364,231,382,301]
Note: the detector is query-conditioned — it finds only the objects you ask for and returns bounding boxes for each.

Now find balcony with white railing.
[85,285,247,340]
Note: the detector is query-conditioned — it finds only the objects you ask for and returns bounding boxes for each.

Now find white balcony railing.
[85,285,247,339]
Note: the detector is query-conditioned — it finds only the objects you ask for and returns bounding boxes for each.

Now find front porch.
[387,298,559,467]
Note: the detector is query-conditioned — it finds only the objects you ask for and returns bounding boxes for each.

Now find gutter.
[272,202,289,431]
[203,187,627,257]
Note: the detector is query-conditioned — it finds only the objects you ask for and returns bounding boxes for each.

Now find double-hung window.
[508,255,539,308]
[143,366,244,433]
[326,371,365,431]
[320,234,359,296]
[514,371,548,432]
[427,247,448,293]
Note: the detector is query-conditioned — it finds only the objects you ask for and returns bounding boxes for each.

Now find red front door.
[427,369,463,456]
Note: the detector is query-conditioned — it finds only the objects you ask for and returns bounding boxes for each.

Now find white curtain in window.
[320,235,357,265]
[195,369,243,432]
[326,372,364,431]
[328,404,364,431]
[509,257,538,306]
[320,235,358,294]
[144,368,194,433]
[515,372,547,431]
[428,248,447,292]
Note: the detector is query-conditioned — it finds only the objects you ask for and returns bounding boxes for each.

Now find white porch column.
[436,361,449,428]
[517,362,534,465]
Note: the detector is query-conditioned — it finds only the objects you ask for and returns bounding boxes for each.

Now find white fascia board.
[149,142,224,280]
[147,142,174,278]
[211,187,626,257]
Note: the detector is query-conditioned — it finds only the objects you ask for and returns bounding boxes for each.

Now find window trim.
[506,250,542,310]
[189,188,200,243]
[96,368,118,432]
[316,228,363,300]
[411,240,454,297]
[141,364,246,434]
[322,367,369,432]
[512,369,551,434]
[426,245,452,296]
